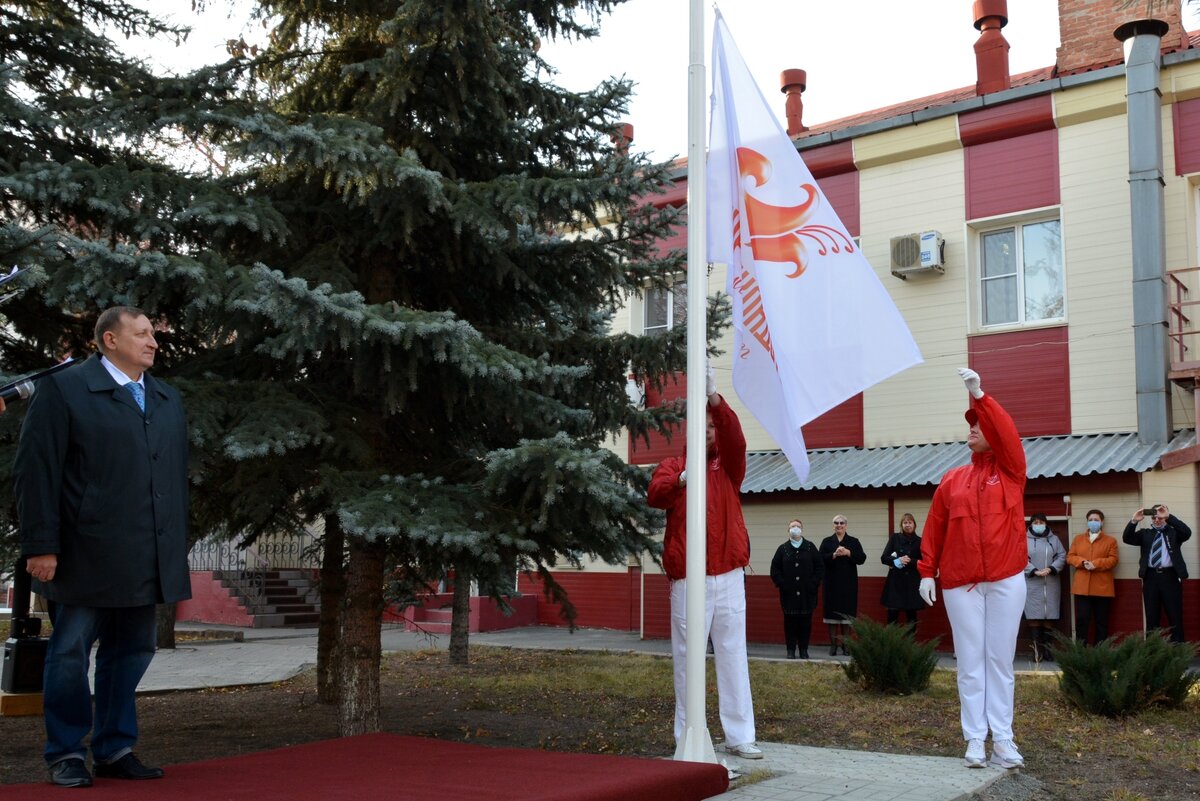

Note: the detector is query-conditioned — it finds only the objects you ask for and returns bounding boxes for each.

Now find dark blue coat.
[15,354,191,607]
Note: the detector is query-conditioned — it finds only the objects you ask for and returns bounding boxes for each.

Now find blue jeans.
[42,604,156,765]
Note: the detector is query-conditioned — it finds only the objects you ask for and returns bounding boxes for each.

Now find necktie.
[126,382,145,413]
[1149,533,1165,568]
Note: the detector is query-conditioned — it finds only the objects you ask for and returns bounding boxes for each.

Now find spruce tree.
[0,0,728,735]
[214,0,726,731]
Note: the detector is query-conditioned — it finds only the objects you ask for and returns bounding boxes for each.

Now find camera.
[1142,507,1159,517]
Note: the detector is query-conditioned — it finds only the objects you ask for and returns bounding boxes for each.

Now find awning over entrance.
[741,429,1198,494]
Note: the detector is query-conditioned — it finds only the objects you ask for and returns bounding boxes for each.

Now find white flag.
[707,11,923,484]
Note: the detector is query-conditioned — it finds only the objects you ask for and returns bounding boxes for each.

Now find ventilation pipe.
[1117,18,1172,443]
[973,0,1010,95]
[780,69,808,136]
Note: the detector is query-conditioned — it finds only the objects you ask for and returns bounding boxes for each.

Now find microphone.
[0,380,34,403]
[0,357,76,404]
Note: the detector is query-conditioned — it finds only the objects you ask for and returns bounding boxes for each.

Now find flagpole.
[675,0,717,765]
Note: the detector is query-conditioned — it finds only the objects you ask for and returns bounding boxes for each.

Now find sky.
[146,1,1200,163]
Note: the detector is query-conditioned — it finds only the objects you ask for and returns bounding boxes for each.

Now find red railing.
[1167,267,1199,366]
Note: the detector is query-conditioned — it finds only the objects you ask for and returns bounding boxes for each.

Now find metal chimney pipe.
[1116,18,1172,443]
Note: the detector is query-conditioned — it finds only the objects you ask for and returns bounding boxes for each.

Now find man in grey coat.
[15,306,191,787]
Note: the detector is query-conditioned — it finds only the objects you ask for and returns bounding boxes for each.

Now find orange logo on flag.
[734,147,854,279]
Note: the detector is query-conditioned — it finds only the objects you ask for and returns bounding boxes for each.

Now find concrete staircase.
[214,569,320,628]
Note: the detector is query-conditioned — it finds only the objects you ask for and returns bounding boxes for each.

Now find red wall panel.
[518,570,638,631]
[965,129,1060,220]
[816,172,860,238]
[629,372,688,465]
[1172,98,1200,176]
[643,574,672,639]
[959,95,1055,147]
[968,326,1071,436]
[801,393,864,449]
[650,204,687,258]
[802,141,855,178]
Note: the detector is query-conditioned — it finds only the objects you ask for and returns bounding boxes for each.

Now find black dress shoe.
[49,758,92,788]
[95,753,164,780]
[799,650,809,659]
[786,649,796,659]
[829,644,837,656]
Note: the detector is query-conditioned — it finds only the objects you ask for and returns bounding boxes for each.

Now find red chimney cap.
[780,68,807,93]
[973,0,1008,30]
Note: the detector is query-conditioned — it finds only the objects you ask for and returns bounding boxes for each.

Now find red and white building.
[518,0,1200,649]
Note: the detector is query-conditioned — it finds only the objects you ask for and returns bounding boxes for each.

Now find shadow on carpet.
[5,733,730,800]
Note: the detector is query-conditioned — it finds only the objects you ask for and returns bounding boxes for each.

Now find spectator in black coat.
[770,519,824,659]
[880,512,923,632]
[820,514,867,656]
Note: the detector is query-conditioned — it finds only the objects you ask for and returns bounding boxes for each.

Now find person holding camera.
[1123,504,1190,643]
[918,368,1027,770]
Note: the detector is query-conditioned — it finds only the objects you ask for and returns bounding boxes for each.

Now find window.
[979,219,1063,327]
[643,281,687,336]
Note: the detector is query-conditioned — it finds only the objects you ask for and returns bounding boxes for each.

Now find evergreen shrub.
[1055,631,1198,716]
[842,616,940,695]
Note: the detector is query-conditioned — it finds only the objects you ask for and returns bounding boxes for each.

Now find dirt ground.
[0,649,1195,801]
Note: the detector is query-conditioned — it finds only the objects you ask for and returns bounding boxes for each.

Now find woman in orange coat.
[1066,509,1119,645]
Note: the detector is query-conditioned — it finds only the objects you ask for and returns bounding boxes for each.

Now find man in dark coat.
[1123,504,1191,643]
[15,306,191,787]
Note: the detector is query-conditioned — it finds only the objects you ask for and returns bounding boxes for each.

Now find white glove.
[678,469,687,486]
[705,361,717,397]
[957,367,983,399]
[919,577,937,606]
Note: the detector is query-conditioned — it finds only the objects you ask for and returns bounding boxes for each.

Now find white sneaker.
[725,742,763,760]
[990,739,1024,769]
[963,739,986,768]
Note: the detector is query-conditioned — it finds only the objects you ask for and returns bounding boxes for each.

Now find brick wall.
[1056,0,1184,76]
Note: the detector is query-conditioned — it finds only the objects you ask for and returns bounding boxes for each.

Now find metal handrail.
[1166,267,1197,364]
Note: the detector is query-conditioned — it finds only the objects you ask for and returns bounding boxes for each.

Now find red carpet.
[4,733,730,800]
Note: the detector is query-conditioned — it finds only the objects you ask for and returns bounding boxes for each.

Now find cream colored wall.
[858,147,972,446]
[1058,110,1139,433]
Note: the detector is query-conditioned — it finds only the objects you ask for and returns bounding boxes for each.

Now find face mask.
[789,526,802,539]
[1087,520,1102,534]
[1031,524,1046,535]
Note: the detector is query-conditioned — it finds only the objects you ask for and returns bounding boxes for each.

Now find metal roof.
[741,430,1197,494]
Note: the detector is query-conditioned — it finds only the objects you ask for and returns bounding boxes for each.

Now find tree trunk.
[317,512,346,705]
[448,563,470,666]
[337,534,384,736]
[155,603,176,649]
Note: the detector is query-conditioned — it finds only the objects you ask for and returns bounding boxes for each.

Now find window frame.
[967,207,1066,333]
[641,278,687,336]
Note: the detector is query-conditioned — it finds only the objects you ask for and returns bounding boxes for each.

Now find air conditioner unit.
[890,231,945,279]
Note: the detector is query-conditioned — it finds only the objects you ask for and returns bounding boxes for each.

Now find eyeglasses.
[833,521,847,526]
[1153,516,1168,522]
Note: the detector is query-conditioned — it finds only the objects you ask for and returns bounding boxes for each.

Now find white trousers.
[943,571,1026,742]
[670,568,756,746]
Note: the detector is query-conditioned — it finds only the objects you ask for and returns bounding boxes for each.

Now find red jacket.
[647,397,750,581]
[918,393,1027,590]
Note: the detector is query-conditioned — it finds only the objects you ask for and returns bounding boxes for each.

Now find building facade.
[519,0,1200,649]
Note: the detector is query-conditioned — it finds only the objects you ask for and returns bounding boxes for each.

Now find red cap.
[964,408,979,425]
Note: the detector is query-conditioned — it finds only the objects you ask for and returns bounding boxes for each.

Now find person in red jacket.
[918,368,1028,771]
[647,364,759,760]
